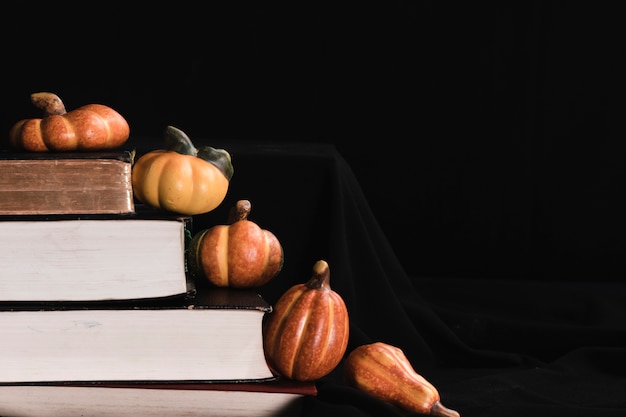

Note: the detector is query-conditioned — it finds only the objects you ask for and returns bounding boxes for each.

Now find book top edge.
[0,150,133,162]
[0,204,190,221]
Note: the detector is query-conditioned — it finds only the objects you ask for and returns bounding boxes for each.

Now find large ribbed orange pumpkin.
[263,260,349,381]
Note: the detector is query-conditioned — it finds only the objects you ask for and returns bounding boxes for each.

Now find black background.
[3,3,625,282]
[3,3,626,416]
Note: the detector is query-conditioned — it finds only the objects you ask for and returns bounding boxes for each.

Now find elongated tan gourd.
[344,342,461,417]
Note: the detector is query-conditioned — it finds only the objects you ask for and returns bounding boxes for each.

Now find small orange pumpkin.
[263,260,349,381]
[132,126,233,216]
[188,199,284,288]
[9,92,130,152]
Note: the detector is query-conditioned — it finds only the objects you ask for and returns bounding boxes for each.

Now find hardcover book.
[0,288,274,384]
[0,150,134,215]
[0,211,193,302]
[0,379,317,417]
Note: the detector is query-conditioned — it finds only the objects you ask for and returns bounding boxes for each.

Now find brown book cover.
[0,150,134,215]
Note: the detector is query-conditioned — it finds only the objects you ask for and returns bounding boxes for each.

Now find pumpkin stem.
[30,92,67,116]
[198,145,234,181]
[430,401,461,417]
[228,200,252,223]
[307,260,331,290]
[163,125,198,156]
[163,126,234,181]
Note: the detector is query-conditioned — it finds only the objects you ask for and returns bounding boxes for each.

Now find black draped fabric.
[130,138,626,417]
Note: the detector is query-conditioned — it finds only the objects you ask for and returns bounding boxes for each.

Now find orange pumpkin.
[188,199,284,288]
[9,92,130,152]
[132,126,233,216]
[263,260,349,381]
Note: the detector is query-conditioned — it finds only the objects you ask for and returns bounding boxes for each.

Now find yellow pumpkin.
[188,199,284,288]
[9,92,130,152]
[263,260,349,381]
[132,126,233,216]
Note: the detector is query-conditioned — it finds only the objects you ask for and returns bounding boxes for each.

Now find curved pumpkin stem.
[307,260,331,290]
[163,125,234,181]
[31,92,67,116]
[198,145,234,181]
[227,200,252,224]
[163,125,198,156]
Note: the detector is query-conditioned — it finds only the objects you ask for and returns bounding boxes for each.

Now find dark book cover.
[55,378,316,395]
[0,286,270,313]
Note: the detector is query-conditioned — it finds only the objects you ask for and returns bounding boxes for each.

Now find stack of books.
[0,151,316,417]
